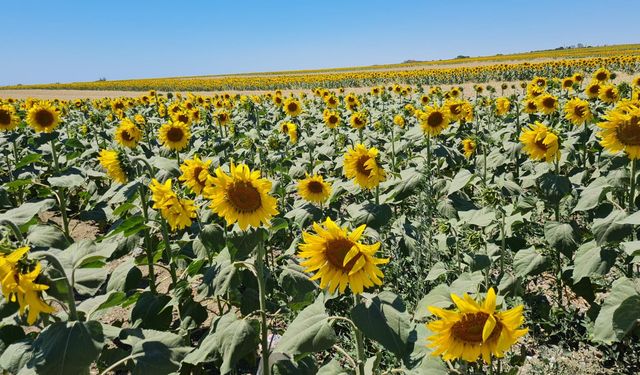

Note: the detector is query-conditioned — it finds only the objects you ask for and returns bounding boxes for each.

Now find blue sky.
[2,0,638,86]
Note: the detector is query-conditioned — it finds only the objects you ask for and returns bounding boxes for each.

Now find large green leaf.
[592,278,640,343]
[572,240,616,282]
[351,291,415,357]
[275,297,337,357]
[447,168,474,195]
[0,199,55,226]
[544,221,577,255]
[593,209,631,244]
[513,247,549,277]
[183,312,259,374]
[130,292,173,330]
[119,328,191,375]
[30,321,104,375]
[0,340,34,374]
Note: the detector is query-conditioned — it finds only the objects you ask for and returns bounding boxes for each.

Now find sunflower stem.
[256,237,271,375]
[630,158,637,213]
[160,219,178,288]
[353,294,366,375]
[390,117,396,173]
[138,185,157,294]
[0,219,24,243]
[41,253,78,321]
[50,137,60,173]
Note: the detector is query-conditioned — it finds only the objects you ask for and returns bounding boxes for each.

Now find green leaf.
[404,324,448,374]
[537,172,572,203]
[30,321,104,375]
[382,168,422,202]
[593,278,640,343]
[594,209,631,244]
[183,312,259,374]
[414,284,451,321]
[458,208,495,227]
[0,325,25,355]
[276,297,337,356]
[27,224,70,249]
[107,258,142,293]
[316,358,352,375]
[513,247,549,277]
[0,340,34,374]
[130,292,173,330]
[447,168,474,195]
[621,241,640,257]
[572,241,616,282]
[351,291,415,357]
[278,262,317,311]
[119,328,191,375]
[544,221,577,254]
[0,199,55,226]
[14,153,42,169]
[425,262,447,281]
[48,173,85,189]
[347,202,393,230]
[573,177,610,212]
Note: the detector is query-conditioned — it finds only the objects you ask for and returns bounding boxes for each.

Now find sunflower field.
[1,67,640,375]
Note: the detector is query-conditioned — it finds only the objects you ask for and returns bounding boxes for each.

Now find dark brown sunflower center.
[306,181,325,194]
[542,97,556,109]
[421,97,429,104]
[167,127,185,143]
[325,238,361,271]
[617,118,640,146]
[354,117,364,126]
[563,80,573,88]
[605,89,615,99]
[35,109,54,127]
[427,112,444,127]
[121,130,134,142]
[115,102,125,110]
[177,114,189,123]
[287,102,298,112]
[596,72,608,81]
[589,85,600,94]
[535,139,549,151]
[527,102,537,111]
[451,312,502,344]
[0,109,11,125]
[356,156,372,177]
[450,104,462,115]
[227,181,262,213]
[193,166,207,186]
[329,115,338,124]
[574,105,587,118]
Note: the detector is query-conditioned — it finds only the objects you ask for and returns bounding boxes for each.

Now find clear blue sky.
[2,0,638,86]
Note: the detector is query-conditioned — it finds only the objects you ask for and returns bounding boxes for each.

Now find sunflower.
[598,85,619,104]
[523,99,538,114]
[572,72,584,83]
[597,104,640,159]
[419,106,450,136]
[461,139,476,158]
[393,114,405,128]
[350,111,368,129]
[495,97,511,116]
[562,77,574,90]
[279,121,298,143]
[536,93,558,115]
[171,110,192,126]
[27,102,60,133]
[0,104,20,131]
[283,97,302,117]
[298,217,388,294]
[593,67,611,82]
[203,163,278,230]
[114,118,143,148]
[214,109,231,127]
[324,95,339,108]
[0,247,56,325]
[519,122,560,162]
[149,178,197,231]
[323,109,341,129]
[98,149,128,183]
[179,156,212,195]
[426,288,527,364]
[343,144,386,190]
[297,174,332,204]
[585,81,601,99]
[445,100,465,122]
[158,121,190,151]
[563,98,592,126]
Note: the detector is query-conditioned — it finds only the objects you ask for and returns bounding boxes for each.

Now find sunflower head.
[523,99,538,114]
[495,97,511,116]
[203,163,278,230]
[115,118,143,148]
[419,106,450,136]
[519,122,561,162]
[598,85,620,104]
[298,217,389,294]
[426,288,527,364]
[149,178,197,231]
[461,139,476,158]
[393,114,405,128]
[343,144,386,190]
[350,111,368,129]
[593,67,611,82]
[585,81,601,99]
[158,121,191,151]
[0,105,20,131]
[597,104,640,159]
[27,102,60,133]
[215,109,231,126]
[298,174,332,204]
[283,97,302,117]
[323,109,341,129]
[179,156,212,195]
[536,94,558,115]
[563,98,592,126]
[279,121,298,144]
[98,149,129,183]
